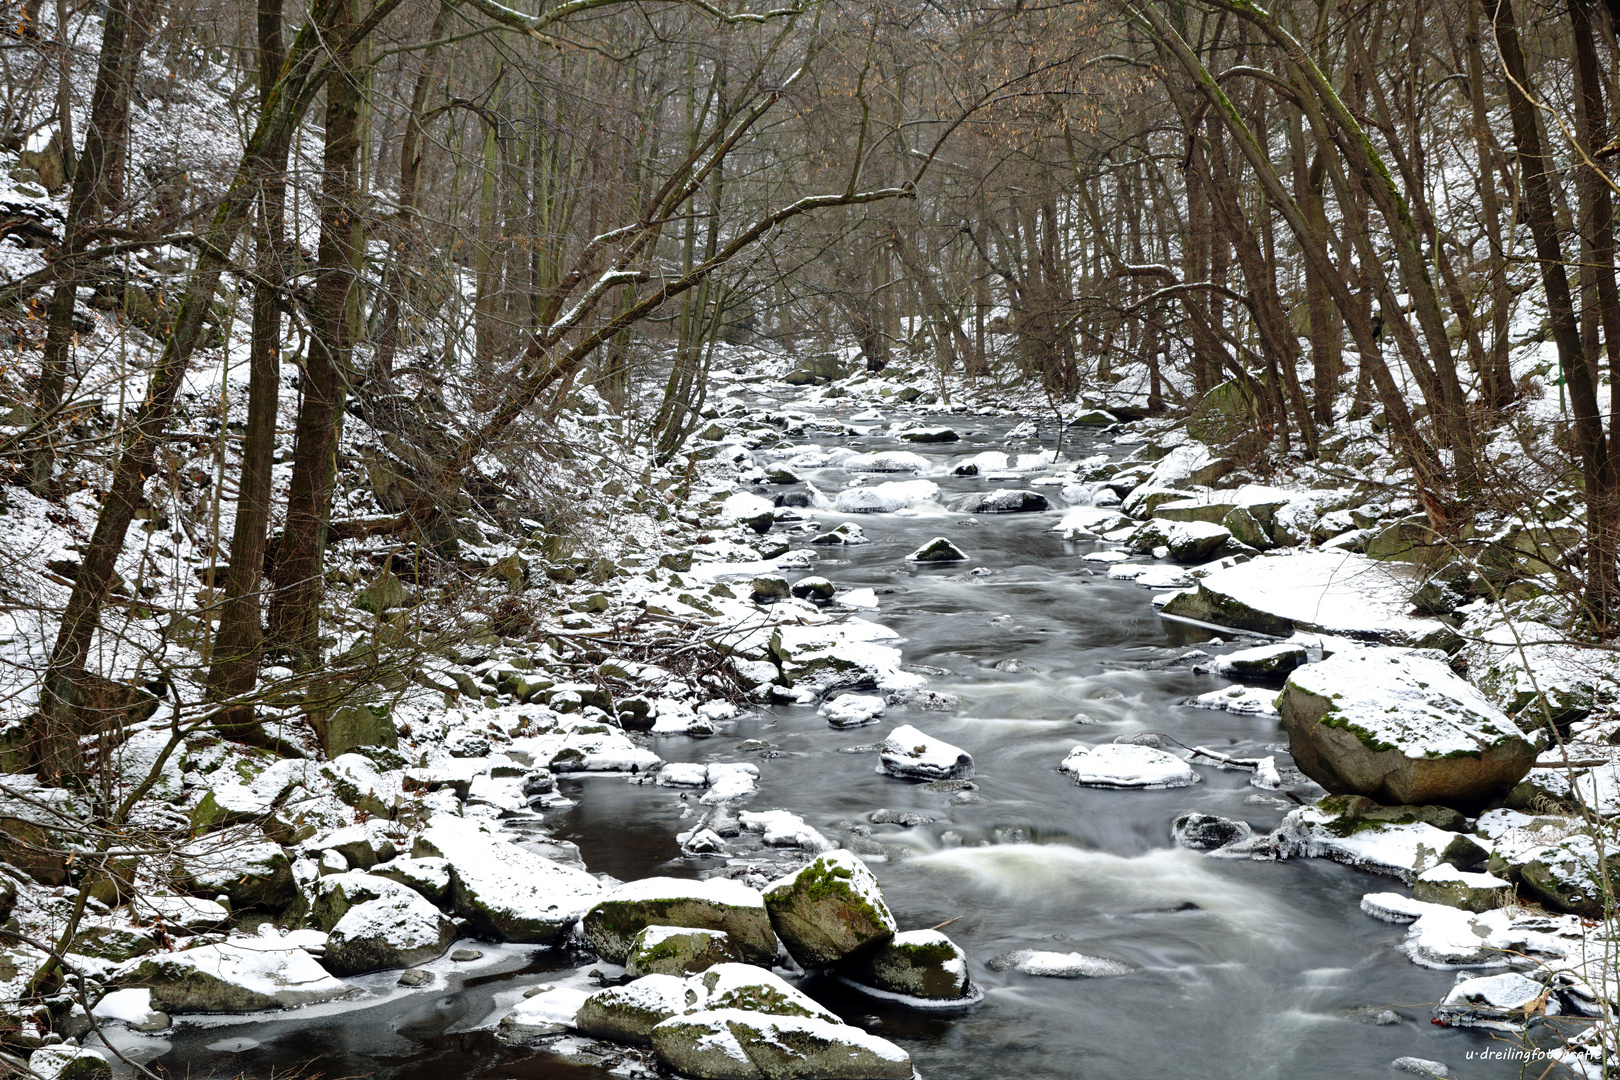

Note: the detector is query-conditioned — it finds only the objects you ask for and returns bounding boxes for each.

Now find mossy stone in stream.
[625,925,740,977]
[762,851,896,968]
[842,929,970,1000]
[582,878,777,965]
[574,974,700,1046]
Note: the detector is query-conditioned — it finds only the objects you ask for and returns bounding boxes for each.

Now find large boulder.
[115,943,351,1013]
[1160,551,1453,647]
[625,926,742,978]
[303,871,412,932]
[582,877,778,965]
[842,929,970,1000]
[1278,648,1536,812]
[651,1009,912,1080]
[763,851,896,968]
[414,817,605,942]
[1164,520,1230,562]
[321,892,455,976]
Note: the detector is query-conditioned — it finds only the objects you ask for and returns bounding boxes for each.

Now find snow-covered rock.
[738,809,834,852]
[1279,647,1536,811]
[625,925,741,978]
[878,725,973,781]
[414,816,606,942]
[987,950,1133,978]
[1059,744,1199,789]
[582,877,778,965]
[322,891,455,976]
[1410,864,1513,913]
[834,479,939,513]
[820,694,885,728]
[907,537,968,563]
[951,489,1049,514]
[1213,643,1308,679]
[115,943,351,1013]
[843,929,971,1001]
[650,1008,913,1080]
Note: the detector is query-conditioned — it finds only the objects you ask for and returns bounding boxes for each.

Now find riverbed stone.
[28,1047,110,1080]
[303,871,414,932]
[1164,520,1231,562]
[1060,744,1199,789]
[1278,648,1536,812]
[763,851,896,968]
[625,925,742,978]
[1213,643,1308,680]
[321,891,456,976]
[582,877,778,965]
[842,929,969,1000]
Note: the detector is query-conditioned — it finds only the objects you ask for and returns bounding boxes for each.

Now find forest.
[0,0,1616,1078]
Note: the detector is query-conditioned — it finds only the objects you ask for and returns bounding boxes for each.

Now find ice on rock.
[843,451,929,473]
[700,763,761,804]
[1081,549,1130,564]
[987,950,1133,978]
[1189,684,1280,717]
[1275,804,1465,883]
[739,809,835,852]
[1059,743,1199,789]
[878,725,974,781]
[502,985,591,1037]
[658,763,711,787]
[1434,972,1551,1030]
[820,694,885,728]
[834,479,939,513]
[1391,1058,1457,1079]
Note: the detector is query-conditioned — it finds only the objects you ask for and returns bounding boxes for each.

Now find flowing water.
[140,411,1531,1080]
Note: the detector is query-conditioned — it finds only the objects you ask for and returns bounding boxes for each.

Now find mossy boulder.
[115,943,350,1013]
[842,929,970,1000]
[625,925,741,978]
[582,877,777,965]
[762,851,896,968]
[1410,865,1513,913]
[574,973,701,1046]
[651,1009,913,1080]
[1278,649,1536,812]
[28,1047,111,1080]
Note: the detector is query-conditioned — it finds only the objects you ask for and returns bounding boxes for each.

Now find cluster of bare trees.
[7,0,1620,777]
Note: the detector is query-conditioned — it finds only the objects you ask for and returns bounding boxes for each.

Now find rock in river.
[415,816,606,942]
[820,694,885,728]
[1278,647,1536,812]
[321,891,455,976]
[951,489,1049,514]
[582,876,778,965]
[907,537,968,563]
[1060,744,1200,789]
[763,851,896,967]
[878,725,973,780]
[651,1008,913,1080]
[625,925,742,978]
[115,942,351,1013]
[1171,811,1251,850]
[842,929,971,1001]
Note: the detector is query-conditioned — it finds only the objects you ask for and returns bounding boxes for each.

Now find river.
[146,409,1525,1080]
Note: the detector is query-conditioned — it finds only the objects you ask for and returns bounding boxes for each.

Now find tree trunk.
[267,0,365,667]
[204,0,288,733]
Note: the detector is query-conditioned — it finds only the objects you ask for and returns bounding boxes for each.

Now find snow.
[722,492,775,523]
[92,988,157,1023]
[1286,647,1521,757]
[1058,744,1200,789]
[843,451,929,473]
[878,725,974,780]
[603,875,768,910]
[1278,805,1472,882]
[700,762,761,804]
[1189,685,1279,717]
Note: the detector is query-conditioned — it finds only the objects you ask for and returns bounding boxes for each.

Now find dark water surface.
[138,411,1524,1080]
